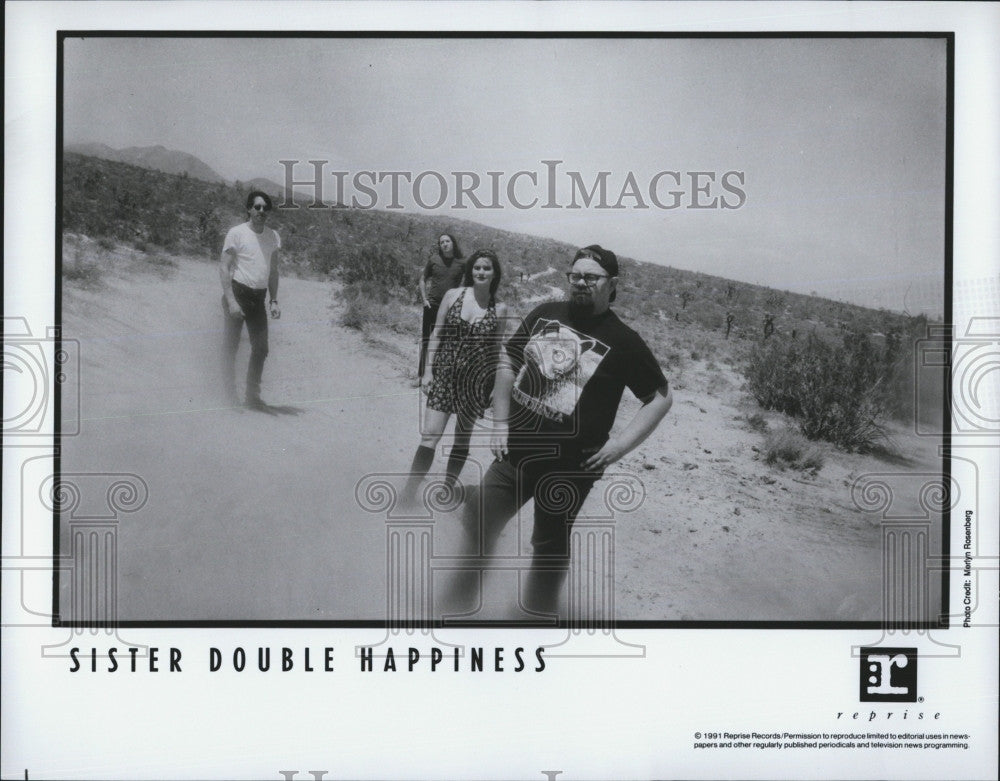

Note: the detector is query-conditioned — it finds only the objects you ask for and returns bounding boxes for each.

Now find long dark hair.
[437,233,464,261]
[463,249,502,298]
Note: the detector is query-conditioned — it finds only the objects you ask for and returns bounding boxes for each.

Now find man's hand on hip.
[581,439,627,472]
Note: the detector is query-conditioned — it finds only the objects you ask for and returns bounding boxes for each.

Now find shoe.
[245,395,267,409]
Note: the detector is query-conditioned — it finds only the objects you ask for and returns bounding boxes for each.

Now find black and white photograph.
[53,33,950,626]
[3,2,998,780]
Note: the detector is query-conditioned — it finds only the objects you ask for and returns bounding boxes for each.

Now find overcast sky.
[63,36,947,314]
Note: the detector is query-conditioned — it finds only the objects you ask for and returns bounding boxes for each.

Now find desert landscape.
[59,220,945,624]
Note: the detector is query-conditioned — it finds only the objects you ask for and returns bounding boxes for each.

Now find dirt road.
[59,249,943,623]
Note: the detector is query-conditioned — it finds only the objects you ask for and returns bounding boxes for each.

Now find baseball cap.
[573,245,619,301]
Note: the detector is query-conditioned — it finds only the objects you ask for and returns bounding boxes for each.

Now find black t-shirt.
[505,301,667,455]
[422,256,465,305]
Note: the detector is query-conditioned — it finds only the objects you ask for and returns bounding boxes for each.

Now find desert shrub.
[197,210,224,257]
[764,292,786,311]
[743,339,804,416]
[746,412,768,433]
[881,316,945,429]
[338,247,419,333]
[341,294,384,331]
[147,253,178,269]
[339,246,411,288]
[743,331,890,452]
[338,278,414,333]
[147,210,179,249]
[63,246,104,288]
[762,428,824,472]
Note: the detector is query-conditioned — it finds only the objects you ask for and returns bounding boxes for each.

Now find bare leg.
[401,407,450,504]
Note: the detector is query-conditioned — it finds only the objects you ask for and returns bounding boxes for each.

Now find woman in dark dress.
[403,249,512,502]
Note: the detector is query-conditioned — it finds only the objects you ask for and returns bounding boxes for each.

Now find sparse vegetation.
[743,331,897,452]
[746,412,769,434]
[338,277,414,334]
[62,152,944,453]
[63,250,105,288]
[145,253,179,277]
[339,246,411,288]
[762,428,824,473]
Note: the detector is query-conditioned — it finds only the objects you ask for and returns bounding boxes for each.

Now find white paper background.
[4,2,998,779]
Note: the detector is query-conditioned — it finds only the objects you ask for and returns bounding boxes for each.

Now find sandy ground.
[59,247,943,623]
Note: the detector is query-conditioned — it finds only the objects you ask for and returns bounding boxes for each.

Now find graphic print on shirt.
[512,318,610,422]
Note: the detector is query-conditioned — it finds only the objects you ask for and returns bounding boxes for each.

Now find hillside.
[61,152,927,331]
[61,152,944,443]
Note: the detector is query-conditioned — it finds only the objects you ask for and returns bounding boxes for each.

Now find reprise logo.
[859,647,918,702]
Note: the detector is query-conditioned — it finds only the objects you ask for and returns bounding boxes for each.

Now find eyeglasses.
[566,271,611,287]
[252,204,271,212]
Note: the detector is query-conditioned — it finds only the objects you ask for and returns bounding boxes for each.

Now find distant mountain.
[65,142,286,196]
[243,176,285,195]
[65,142,225,183]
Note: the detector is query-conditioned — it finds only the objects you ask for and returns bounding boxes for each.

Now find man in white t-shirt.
[220,190,281,407]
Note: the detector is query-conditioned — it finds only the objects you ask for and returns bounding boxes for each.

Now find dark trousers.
[222,280,269,401]
[418,302,440,377]
[459,451,600,614]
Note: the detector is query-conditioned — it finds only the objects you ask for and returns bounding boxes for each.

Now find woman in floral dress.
[403,249,512,501]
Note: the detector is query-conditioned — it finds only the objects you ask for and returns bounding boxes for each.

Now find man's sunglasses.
[566,271,611,287]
